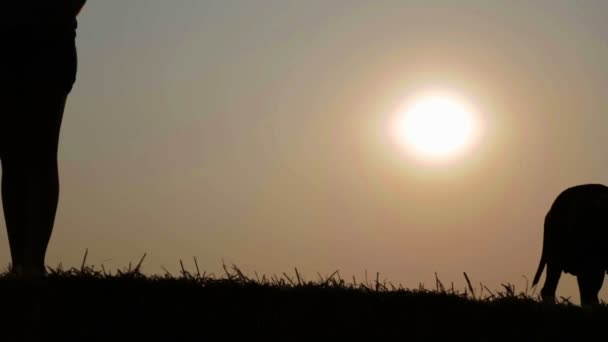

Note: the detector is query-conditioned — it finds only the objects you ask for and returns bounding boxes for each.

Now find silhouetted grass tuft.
[0,252,606,341]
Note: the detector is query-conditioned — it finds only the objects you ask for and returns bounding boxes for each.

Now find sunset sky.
[2,0,608,303]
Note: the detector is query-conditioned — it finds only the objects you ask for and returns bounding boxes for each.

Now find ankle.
[19,264,48,278]
[9,263,24,275]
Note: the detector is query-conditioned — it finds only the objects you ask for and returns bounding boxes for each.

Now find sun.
[391,91,479,161]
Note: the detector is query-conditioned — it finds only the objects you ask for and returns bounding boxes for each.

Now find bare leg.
[1,91,66,276]
[540,263,562,304]
[1,161,24,272]
[1,2,77,277]
[577,269,605,307]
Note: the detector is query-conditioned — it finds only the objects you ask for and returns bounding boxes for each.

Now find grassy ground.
[1,255,607,341]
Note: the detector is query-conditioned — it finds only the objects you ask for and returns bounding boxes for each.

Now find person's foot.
[8,264,23,277]
[9,264,47,278]
[21,267,47,278]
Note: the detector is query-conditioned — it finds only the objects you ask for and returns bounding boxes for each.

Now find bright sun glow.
[392,92,478,161]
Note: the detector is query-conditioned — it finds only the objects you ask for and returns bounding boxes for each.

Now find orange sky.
[2,1,608,304]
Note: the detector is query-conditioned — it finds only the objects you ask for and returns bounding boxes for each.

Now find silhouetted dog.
[532,183,608,306]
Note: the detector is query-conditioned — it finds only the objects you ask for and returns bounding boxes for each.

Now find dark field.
[1,258,607,342]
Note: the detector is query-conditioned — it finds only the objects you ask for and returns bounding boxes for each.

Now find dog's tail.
[532,212,551,287]
[532,255,546,287]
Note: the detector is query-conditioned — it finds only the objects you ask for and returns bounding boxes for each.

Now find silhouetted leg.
[0,93,26,272]
[1,91,67,276]
[1,158,24,272]
[1,4,78,277]
[540,263,561,304]
[577,269,605,307]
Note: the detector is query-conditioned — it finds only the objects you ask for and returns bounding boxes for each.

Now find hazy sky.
[2,0,608,303]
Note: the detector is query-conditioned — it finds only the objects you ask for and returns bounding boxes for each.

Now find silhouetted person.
[0,1,87,277]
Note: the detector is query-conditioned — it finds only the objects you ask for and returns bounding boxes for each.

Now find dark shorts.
[0,24,77,94]
[0,24,77,160]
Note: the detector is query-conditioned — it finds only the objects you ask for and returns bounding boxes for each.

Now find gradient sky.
[2,0,608,303]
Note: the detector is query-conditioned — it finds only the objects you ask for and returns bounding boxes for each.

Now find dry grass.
[0,250,605,341]
[0,250,584,306]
